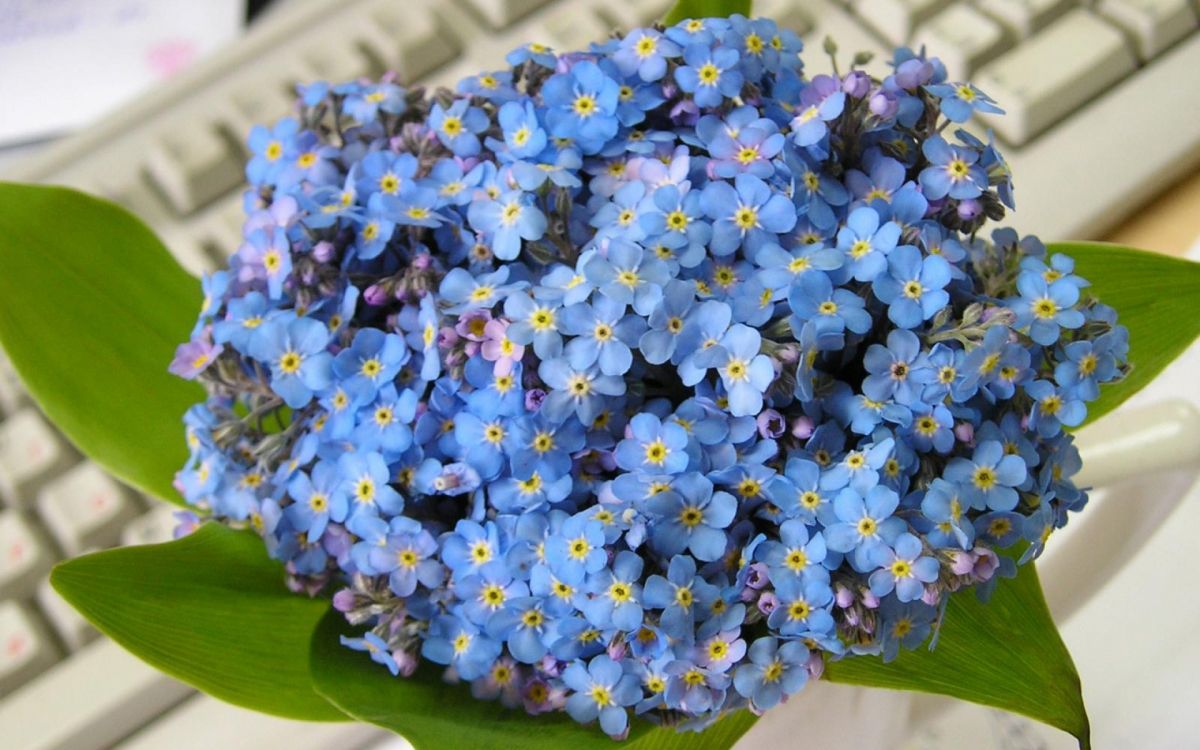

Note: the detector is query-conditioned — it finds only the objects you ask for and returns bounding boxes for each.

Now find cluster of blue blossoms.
[170,16,1127,738]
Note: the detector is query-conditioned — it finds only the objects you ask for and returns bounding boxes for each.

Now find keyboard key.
[300,35,380,83]
[459,0,556,29]
[0,354,25,417]
[0,601,59,697]
[121,505,182,547]
[913,3,1009,79]
[145,123,244,216]
[853,0,953,45]
[160,230,220,277]
[37,577,98,652]
[754,0,816,35]
[1098,0,1198,60]
[363,2,460,82]
[0,409,77,508]
[975,0,1075,38]
[228,84,297,133]
[113,694,384,750]
[0,511,55,600]
[527,4,615,52]
[37,463,139,557]
[0,636,192,750]
[974,10,1138,146]
[604,0,673,27]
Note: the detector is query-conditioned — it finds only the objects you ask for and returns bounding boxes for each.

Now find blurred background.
[0,1,1197,749]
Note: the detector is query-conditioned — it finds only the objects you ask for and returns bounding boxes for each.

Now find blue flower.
[872,245,952,328]
[644,554,719,636]
[246,117,298,186]
[356,151,417,200]
[538,359,626,426]
[340,632,400,676]
[758,519,827,581]
[497,100,548,159]
[823,485,905,572]
[354,385,418,454]
[878,599,936,662]
[467,189,548,261]
[442,519,503,580]
[284,460,345,542]
[646,473,736,562]
[486,597,552,664]
[676,300,733,384]
[582,240,670,316]
[639,280,695,365]
[238,225,292,299]
[919,478,975,550]
[384,184,443,228]
[788,271,872,341]
[1009,271,1086,346]
[1025,379,1087,437]
[560,295,646,376]
[542,61,621,154]
[503,292,563,359]
[790,75,846,146]
[339,82,406,121]
[422,615,502,680]
[546,514,608,580]
[563,654,641,737]
[926,82,1003,123]
[248,314,333,408]
[765,571,835,637]
[580,550,644,631]
[365,519,442,597]
[919,135,987,200]
[439,266,524,314]
[710,324,775,417]
[944,440,1027,511]
[675,44,743,108]
[863,329,931,405]
[613,28,680,82]
[868,532,940,602]
[701,174,798,257]
[333,328,409,401]
[615,413,691,475]
[732,637,809,711]
[429,99,488,156]
[337,451,405,519]
[837,206,900,282]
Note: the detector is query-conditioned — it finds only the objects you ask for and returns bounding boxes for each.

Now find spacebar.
[113,693,393,750]
[0,638,193,750]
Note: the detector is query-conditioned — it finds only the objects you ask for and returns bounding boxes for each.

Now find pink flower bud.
[834,582,855,608]
[948,550,976,576]
[791,415,816,440]
[311,240,335,263]
[364,283,390,306]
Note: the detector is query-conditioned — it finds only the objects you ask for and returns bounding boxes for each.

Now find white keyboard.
[0,0,1198,748]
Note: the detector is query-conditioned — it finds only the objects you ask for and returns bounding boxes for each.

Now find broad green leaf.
[310,609,757,749]
[825,559,1089,748]
[0,182,201,504]
[663,0,752,25]
[1048,241,1200,426]
[51,523,347,722]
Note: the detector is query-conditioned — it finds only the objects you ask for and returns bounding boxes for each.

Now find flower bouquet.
[1,1,1199,748]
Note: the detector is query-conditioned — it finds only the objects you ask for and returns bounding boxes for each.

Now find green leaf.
[1047,241,1200,426]
[51,523,347,722]
[663,0,751,26]
[825,559,1089,748]
[0,182,202,504]
[310,609,756,749]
